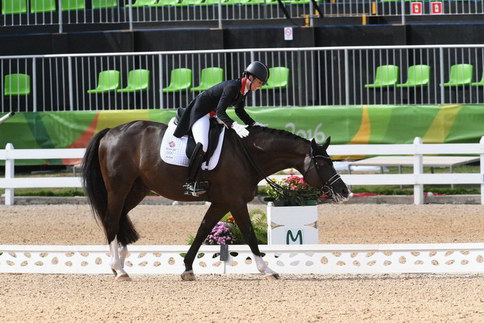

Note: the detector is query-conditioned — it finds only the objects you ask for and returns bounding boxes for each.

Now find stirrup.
[183,181,208,197]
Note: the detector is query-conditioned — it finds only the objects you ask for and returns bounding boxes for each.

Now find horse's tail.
[81,128,112,241]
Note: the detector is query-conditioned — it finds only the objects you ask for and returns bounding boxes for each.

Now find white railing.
[5,45,484,113]
[2,136,483,205]
[0,0,483,31]
[2,243,484,275]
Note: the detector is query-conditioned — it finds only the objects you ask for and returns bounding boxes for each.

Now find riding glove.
[231,122,250,138]
[252,122,267,127]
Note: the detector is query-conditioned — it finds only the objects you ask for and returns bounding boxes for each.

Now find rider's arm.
[234,98,255,126]
[215,85,238,128]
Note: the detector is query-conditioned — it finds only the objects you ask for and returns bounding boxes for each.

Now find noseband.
[304,152,343,198]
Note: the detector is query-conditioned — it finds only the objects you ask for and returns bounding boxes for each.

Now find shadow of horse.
[81,121,350,281]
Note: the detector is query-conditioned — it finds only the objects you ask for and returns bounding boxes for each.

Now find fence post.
[5,143,15,206]
[413,137,424,205]
[218,0,222,29]
[480,136,484,205]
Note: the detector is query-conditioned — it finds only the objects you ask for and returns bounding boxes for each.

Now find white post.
[5,143,15,206]
[480,136,484,205]
[413,137,424,205]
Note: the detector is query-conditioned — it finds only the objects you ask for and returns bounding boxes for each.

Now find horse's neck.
[252,136,308,177]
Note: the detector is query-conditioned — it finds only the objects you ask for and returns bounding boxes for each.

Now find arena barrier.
[2,136,484,205]
[1,243,484,275]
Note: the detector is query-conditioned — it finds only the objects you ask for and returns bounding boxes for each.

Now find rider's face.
[249,77,264,91]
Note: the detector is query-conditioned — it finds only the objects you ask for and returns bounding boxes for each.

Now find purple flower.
[204,221,235,245]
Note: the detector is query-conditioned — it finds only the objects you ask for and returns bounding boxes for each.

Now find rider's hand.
[231,122,249,138]
[252,122,267,127]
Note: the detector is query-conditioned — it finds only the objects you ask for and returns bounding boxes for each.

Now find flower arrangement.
[265,175,323,206]
[186,209,268,245]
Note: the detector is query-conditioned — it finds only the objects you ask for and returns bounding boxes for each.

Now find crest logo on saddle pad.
[160,118,225,171]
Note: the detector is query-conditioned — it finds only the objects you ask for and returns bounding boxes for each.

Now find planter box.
[267,204,318,245]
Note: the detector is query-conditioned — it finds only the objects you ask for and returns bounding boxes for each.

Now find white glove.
[231,121,249,138]
[252,122,267,127]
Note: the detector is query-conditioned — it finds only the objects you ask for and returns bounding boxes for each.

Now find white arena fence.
[2,243,484,275]
[0,0,483,31]
[5,45,484,113]
[1,136,484,206]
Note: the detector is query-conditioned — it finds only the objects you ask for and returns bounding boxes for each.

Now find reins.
[235,131,337,203]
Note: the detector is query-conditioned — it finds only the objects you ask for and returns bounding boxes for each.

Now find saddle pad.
[160,118,225,171]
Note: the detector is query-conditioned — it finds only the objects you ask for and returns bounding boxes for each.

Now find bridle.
[236,134,342,202]
[303,150,344,198]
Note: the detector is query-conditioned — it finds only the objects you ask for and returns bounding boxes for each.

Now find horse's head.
[302,137,350,203]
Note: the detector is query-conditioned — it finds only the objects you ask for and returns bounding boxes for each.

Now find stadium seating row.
[365,64,484,88]
[1,0,303,14]
[3,66,289,96]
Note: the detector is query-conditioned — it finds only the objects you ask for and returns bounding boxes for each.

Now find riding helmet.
[244,61,270,84]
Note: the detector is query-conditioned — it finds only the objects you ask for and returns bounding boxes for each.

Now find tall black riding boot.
[183,143,208,196]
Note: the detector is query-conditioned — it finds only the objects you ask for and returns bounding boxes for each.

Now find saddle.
[175,107,224,163]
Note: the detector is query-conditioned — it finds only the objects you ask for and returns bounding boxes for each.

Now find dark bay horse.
[81,120,350,281]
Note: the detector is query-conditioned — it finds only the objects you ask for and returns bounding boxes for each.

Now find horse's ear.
[310,138,318,152]
[322,136,331,150]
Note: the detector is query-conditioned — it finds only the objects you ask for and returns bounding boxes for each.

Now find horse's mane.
[249,125,309,143]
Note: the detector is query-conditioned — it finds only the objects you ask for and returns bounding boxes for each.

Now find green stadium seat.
[396,65,430,88]
[261,66,290,89]
[441,64,473,86]
[92,0,118,9]
[2,0,27,14]
[125,0,157,7]
[471,71,484,86]
[61,0,85,10]
[178,0,205,5]
[87,70,120,94]
[117,69,150,93]
[4,73,31,96]
[191,67,224,92]
[364,65,399,88]
[150,0,180,6]
[30,0,56,13]
[162,68,192,92]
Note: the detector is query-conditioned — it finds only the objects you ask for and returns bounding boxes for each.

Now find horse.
[81,120,350,281]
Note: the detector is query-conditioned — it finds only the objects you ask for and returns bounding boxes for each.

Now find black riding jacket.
[173,79,255,138]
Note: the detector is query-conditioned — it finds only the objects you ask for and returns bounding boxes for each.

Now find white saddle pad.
[160,118,225,171]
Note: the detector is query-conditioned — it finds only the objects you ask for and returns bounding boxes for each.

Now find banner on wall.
[1,105,484,165]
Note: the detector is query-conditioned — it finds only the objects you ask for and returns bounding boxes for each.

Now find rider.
[173,61,270,196]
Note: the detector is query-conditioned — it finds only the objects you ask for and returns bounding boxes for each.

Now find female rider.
[173,61,270,196]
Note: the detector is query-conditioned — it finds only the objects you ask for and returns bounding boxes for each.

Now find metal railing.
[2,137,483,205]
[3,45,484,112]
[1,0,483,31]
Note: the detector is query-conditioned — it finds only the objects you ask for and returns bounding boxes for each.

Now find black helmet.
[244,61,270,84]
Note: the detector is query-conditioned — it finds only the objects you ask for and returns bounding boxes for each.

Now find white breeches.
[191,113,210,152]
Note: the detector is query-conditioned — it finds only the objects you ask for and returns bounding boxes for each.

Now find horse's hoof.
[265,273,280,280]
[111,268,117,277]
[115,274,132,282]
[181,271,196,281]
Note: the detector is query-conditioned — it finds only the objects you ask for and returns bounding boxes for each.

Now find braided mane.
[249,125,309,143]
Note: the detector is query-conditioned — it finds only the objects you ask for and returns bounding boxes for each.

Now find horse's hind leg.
[182,203,228,281]
[107,179,148,281]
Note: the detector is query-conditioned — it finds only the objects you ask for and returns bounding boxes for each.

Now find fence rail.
[2,136,483,205]
[2,243,484,275]
[5,44,484,112]
[1,0,483,31]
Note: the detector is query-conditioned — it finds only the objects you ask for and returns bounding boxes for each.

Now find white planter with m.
[267,204,318,245]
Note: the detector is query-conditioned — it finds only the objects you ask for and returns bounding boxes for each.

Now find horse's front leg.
[231,204,280,280]
[181,203,228,281]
